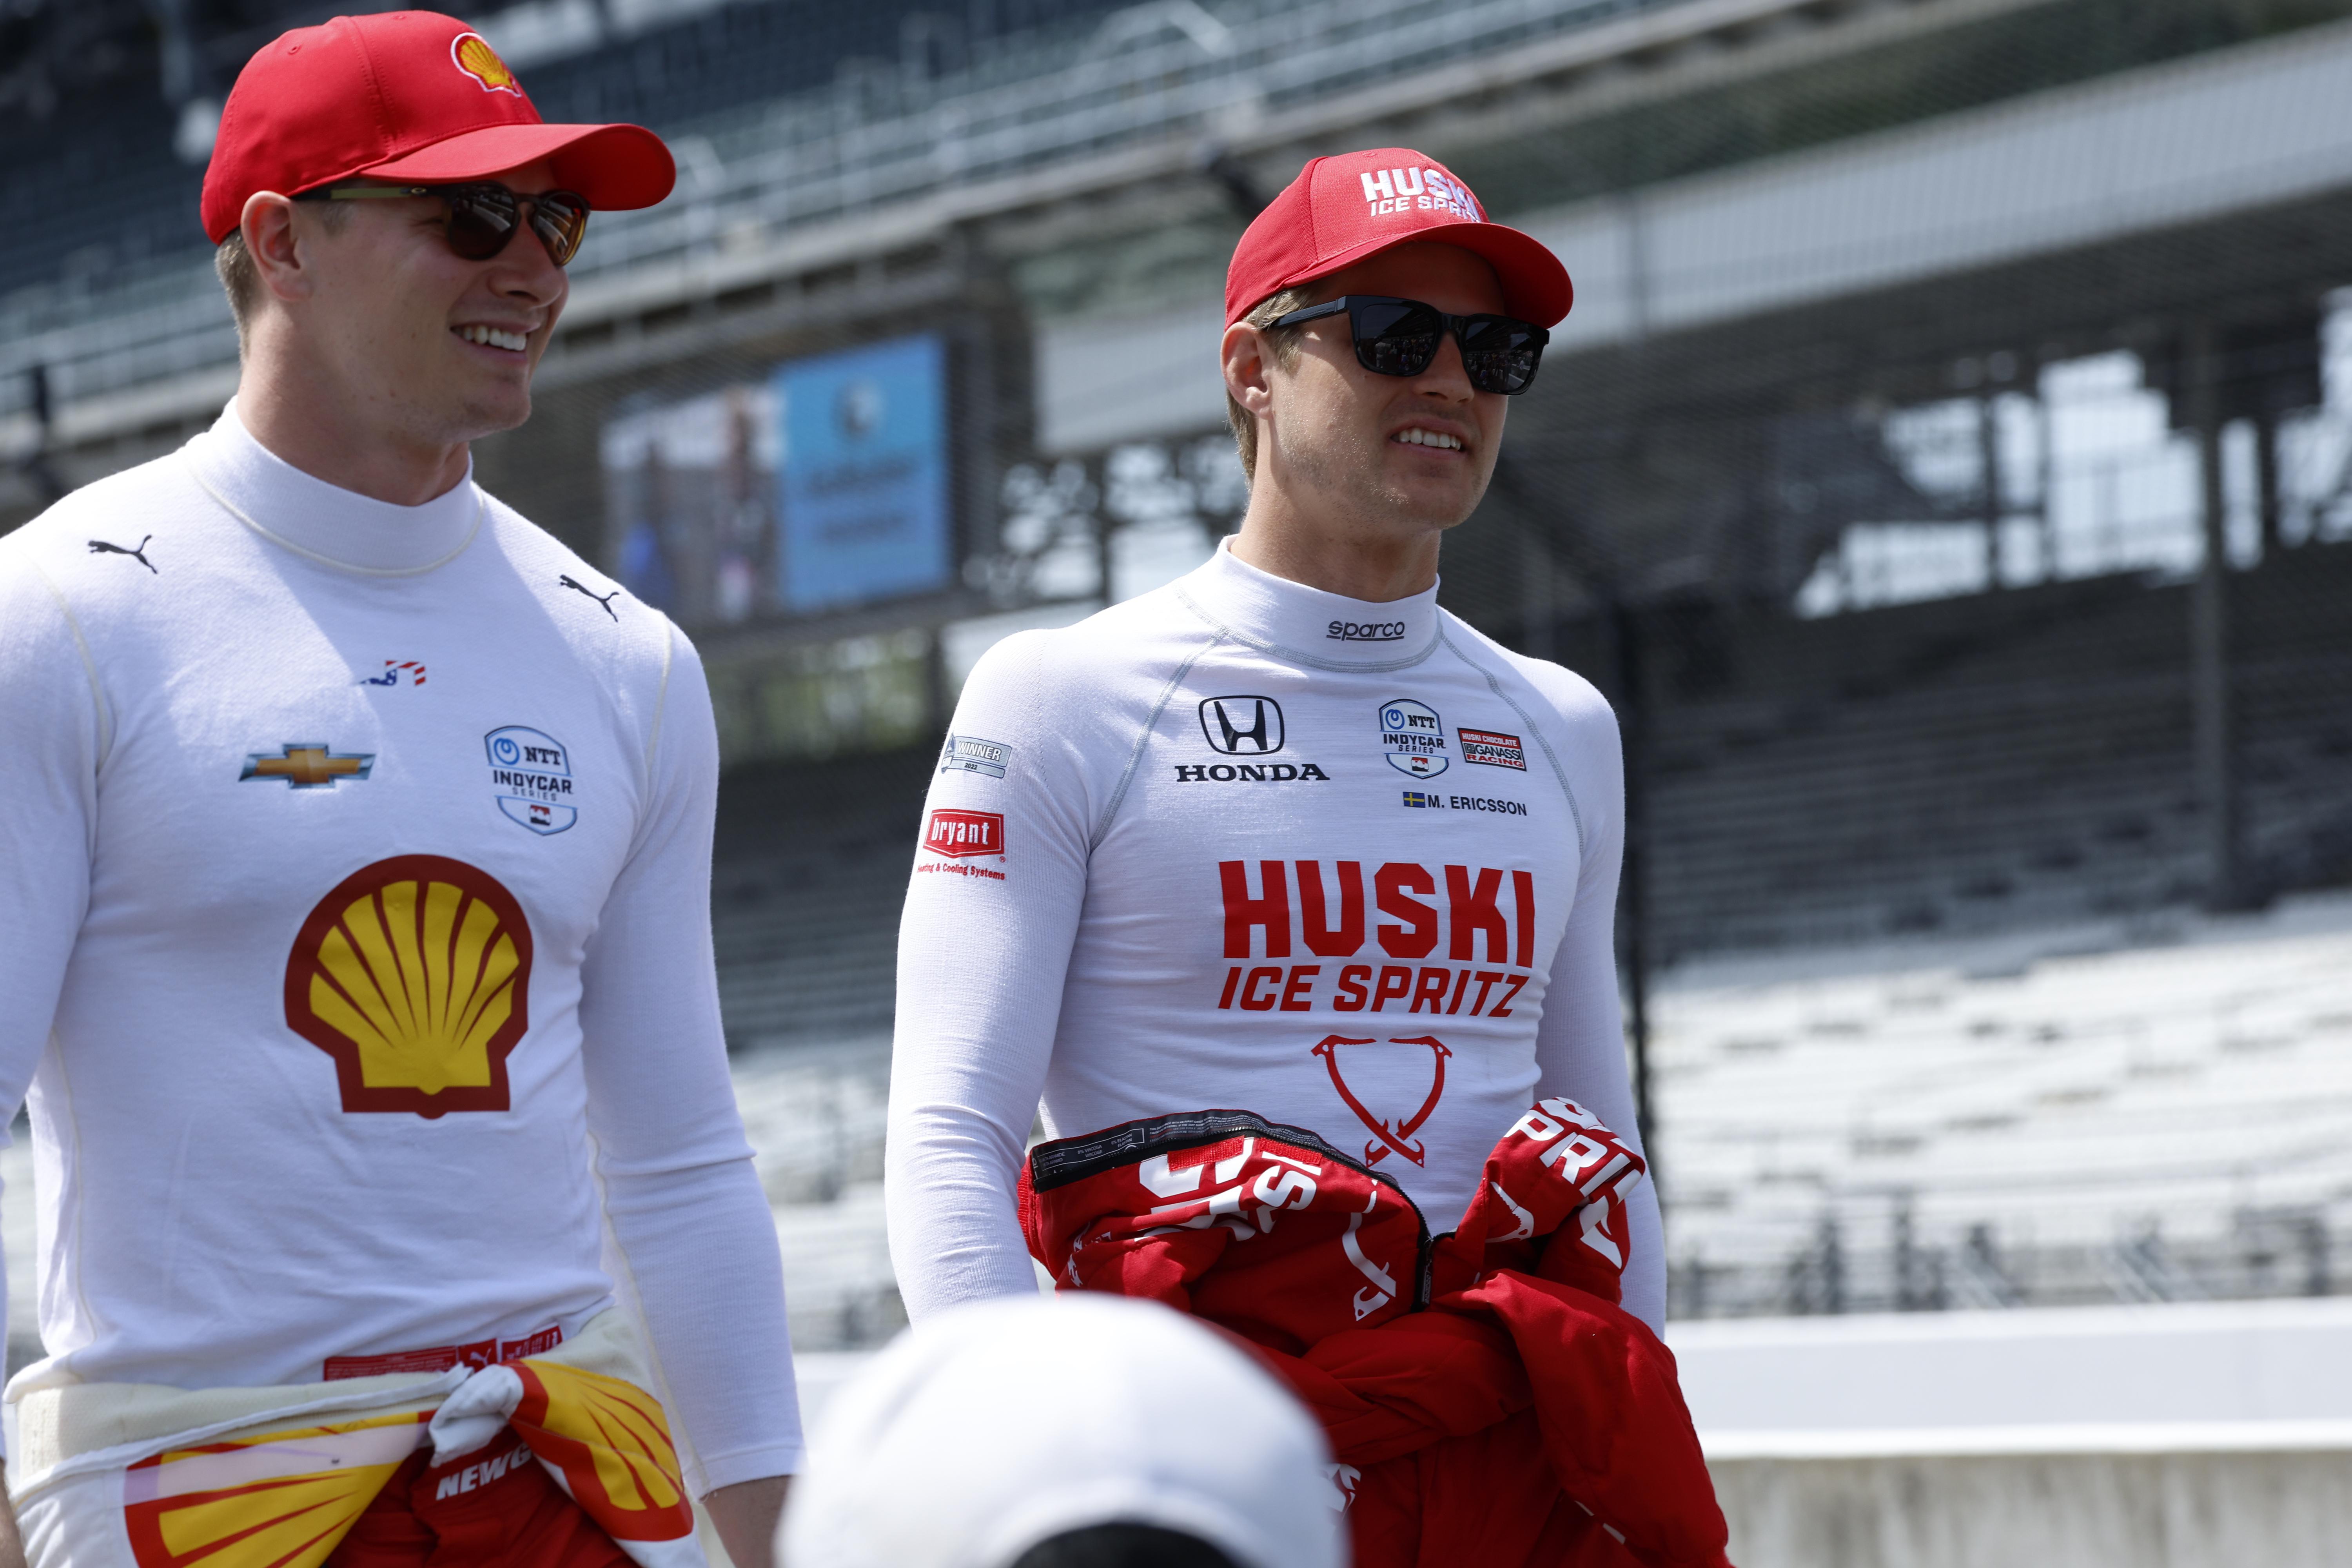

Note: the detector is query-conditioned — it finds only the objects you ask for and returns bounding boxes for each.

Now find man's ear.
[241,191,313,306]
[1222,321,1275,421]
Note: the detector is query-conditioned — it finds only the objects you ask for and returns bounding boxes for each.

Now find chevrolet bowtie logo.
[240,744,376,789]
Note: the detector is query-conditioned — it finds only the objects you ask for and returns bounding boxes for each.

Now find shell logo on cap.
[285,855,534,1118]
[452,31,522,96]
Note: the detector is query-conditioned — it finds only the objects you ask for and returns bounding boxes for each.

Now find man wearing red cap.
[889,150,1659,1327]
[0,13,794,1565]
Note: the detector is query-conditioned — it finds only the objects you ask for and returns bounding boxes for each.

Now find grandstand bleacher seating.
[0,0,1139,308]
[710,746,931,1051]
[1634,544,2352,961]
[1654,885,2352,1318]
[653,734,922,1349]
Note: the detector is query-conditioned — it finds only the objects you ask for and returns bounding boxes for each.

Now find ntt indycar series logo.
[1327,619,1407,643]
[1379,699,1447,778]
[485,725,576,835]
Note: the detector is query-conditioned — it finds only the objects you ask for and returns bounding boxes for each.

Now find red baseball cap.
[1225,147,1570,327]
[201,11,675,244]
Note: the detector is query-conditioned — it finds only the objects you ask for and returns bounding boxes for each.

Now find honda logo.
[1198,696,1285,755]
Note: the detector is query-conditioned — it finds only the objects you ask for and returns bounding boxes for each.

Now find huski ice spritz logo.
[1358,165,1479,222]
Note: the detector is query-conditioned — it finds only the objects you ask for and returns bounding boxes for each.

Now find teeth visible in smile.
[458,325,528,352]
[1396,428,1463,450]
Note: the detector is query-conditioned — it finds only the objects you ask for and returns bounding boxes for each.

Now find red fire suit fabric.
[326,1426,633,1568]
[1019,1100,1732,1568]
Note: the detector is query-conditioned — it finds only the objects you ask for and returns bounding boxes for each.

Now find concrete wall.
[1668,1298,2352,1430]
[1675,1301,2352,1566]
[1709,1436,2352,1568]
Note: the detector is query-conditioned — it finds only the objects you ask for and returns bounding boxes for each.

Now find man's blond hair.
[214,199,351,343]
[1224,284,1320,482]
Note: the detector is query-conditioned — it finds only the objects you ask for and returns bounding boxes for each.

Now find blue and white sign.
[775,334,952,613]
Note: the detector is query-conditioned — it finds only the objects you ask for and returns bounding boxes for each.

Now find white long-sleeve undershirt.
[887,543,1663,1332]
[0,407,800,1490]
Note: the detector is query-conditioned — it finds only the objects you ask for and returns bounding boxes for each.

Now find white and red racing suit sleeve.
[885,630,1097,1318]
[578,623,803,1492]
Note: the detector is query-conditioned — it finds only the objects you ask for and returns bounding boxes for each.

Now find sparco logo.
[922,808,1004,858]
[1328,619,1407,642]
[1199,695,1285,755]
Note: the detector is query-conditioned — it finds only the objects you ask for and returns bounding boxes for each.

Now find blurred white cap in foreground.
[779,1294,1345,1568]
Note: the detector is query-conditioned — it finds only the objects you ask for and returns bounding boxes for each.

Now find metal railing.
[1672,1206,2348,1319]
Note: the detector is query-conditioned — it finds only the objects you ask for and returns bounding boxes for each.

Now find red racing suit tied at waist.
[1018,1101,1733,1568]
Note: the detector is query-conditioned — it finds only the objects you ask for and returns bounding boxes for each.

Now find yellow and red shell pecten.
[285,855,534,1117]
[450,31,522,94]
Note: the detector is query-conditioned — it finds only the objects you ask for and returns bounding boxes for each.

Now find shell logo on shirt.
[284,855,534,1118]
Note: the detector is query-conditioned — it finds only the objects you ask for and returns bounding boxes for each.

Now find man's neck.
[1228,487,1442,604]
[234,348,471,508]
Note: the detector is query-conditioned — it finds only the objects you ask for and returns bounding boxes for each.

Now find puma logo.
[88,535,156,573]
[558,574,618,621]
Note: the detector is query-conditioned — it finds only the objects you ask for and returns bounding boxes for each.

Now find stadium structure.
[4,0,2351,1556]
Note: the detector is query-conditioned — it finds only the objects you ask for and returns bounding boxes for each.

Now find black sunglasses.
[1270,295,1549,396]
[298,182,592,267]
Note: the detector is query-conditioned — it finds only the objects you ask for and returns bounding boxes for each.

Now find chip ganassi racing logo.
[1459,728,1526,771]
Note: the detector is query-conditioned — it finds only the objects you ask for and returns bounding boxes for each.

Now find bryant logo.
[923,808,1004,858]
[1199,695,1285,755]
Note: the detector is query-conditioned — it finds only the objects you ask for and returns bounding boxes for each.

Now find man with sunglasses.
[889,146,1662,1347]
[0,13,797,1565]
